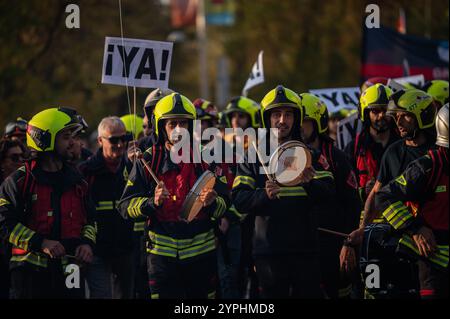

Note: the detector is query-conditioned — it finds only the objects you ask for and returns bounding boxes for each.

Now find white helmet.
[436,103,449,148]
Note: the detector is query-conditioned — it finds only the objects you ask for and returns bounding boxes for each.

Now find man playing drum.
[118,93,231,299]
[231,85,336,298]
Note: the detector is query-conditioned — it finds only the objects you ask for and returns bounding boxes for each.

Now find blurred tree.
[0,0,448,135]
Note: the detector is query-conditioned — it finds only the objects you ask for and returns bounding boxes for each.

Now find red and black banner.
[361,26,449,82]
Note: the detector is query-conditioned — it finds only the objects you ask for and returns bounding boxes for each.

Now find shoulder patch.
[395,174,407,186]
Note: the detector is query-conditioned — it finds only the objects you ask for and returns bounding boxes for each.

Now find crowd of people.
[0,78,448,299]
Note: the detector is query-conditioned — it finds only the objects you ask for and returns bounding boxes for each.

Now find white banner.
[242,51,264,95]
[393,74,425,87]
[309,87,360,113]
[336,111,362,150]
[101,37,173,89]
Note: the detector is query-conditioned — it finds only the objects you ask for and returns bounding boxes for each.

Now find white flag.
[242,51,264,95]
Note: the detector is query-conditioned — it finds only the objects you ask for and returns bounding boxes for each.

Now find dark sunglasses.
[8,153,24,163]
[102,133,133,144]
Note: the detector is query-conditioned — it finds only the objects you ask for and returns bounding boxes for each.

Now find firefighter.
[344,83,398,205]
[299,93,361,299]
[0,107,96,299]
[231,85,336,298]
[79,116,134,299]
[118,93,231,299]
[375,103,449,299]
[349,89,438,244]
[421,80,449,109]
[126,88,173,298]
[222,96,261,298]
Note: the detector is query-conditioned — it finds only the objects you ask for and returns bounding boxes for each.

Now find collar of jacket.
[81,147,129,176]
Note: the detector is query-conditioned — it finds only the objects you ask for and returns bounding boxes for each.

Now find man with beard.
[375,104,449,299]
[349,89,437,245]
[0,108,96,298]
[344,84,398,205]
[232,85,335,298]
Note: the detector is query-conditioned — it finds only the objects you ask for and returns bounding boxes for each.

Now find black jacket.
[231,144,336,256]
[79,149,134,258]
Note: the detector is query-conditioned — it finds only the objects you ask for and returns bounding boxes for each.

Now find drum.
[180,170,216,222]
[268,140,312,186]
[360,223,419,299]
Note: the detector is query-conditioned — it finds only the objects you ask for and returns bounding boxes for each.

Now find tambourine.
[180,170,216,222]
[268,140,312,186]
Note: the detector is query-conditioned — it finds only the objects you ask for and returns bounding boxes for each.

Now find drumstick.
[251,141,274,182]
[317,227,349,238]
[140,158,161,185]
[140,158,176,201]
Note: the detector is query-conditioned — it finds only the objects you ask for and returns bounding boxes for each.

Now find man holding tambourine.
[231,85,336,298]
[118,93,231,299]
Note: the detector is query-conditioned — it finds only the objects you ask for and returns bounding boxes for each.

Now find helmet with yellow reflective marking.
[27,107,83,152]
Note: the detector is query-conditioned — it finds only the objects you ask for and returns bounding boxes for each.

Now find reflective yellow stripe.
[359,211,386,224]
[10,252,48,268]
[0,198,10,207]
[151,293,159,299]
[81,225,96,243]
[9,223,35,251]
[179,239,216,260]
[133,221,145,232]
[382,201,412,230]
[96,201,114,211]
[127,197,147,219]
[208,291,216,299]
[314,171,334,180]
[147,245,177,258]
[279,186,307,197]
[232,175,256,189]
[212,196,227,219]
[399,235,449,268]
[229,205,243,220]
[148,230,215,250]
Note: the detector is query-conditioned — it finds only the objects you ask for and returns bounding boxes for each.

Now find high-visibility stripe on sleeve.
[399,235,449,268]
[382,201,413,230]
[279,186,307,197]
[0,198,11,207]
[9,223,36,251]
[314,170,334,180]
[133,221,145,232]
[96,201,114,211]
[232,175,256,189]
[81,224,97,243]
[212,196,227,219]
[127,197,147,219]
[228,205,243,221]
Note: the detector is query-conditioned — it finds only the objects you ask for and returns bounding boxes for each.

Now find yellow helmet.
[27,107,83,152]
[260,85,304,128]
[358,83,392,122]
[299,93,329,134]
[224,96,260,128]
[152,93,197,141]
[387,89,437,130]
[422,80,449,106]
[120,114,144,140]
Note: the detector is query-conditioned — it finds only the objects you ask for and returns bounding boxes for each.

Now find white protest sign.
[393,74,425,87]
[242,51,264,95]
[336,111,362,150]
[101,37,173,89]
[387,78,407,93]
[309,87,360,113]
